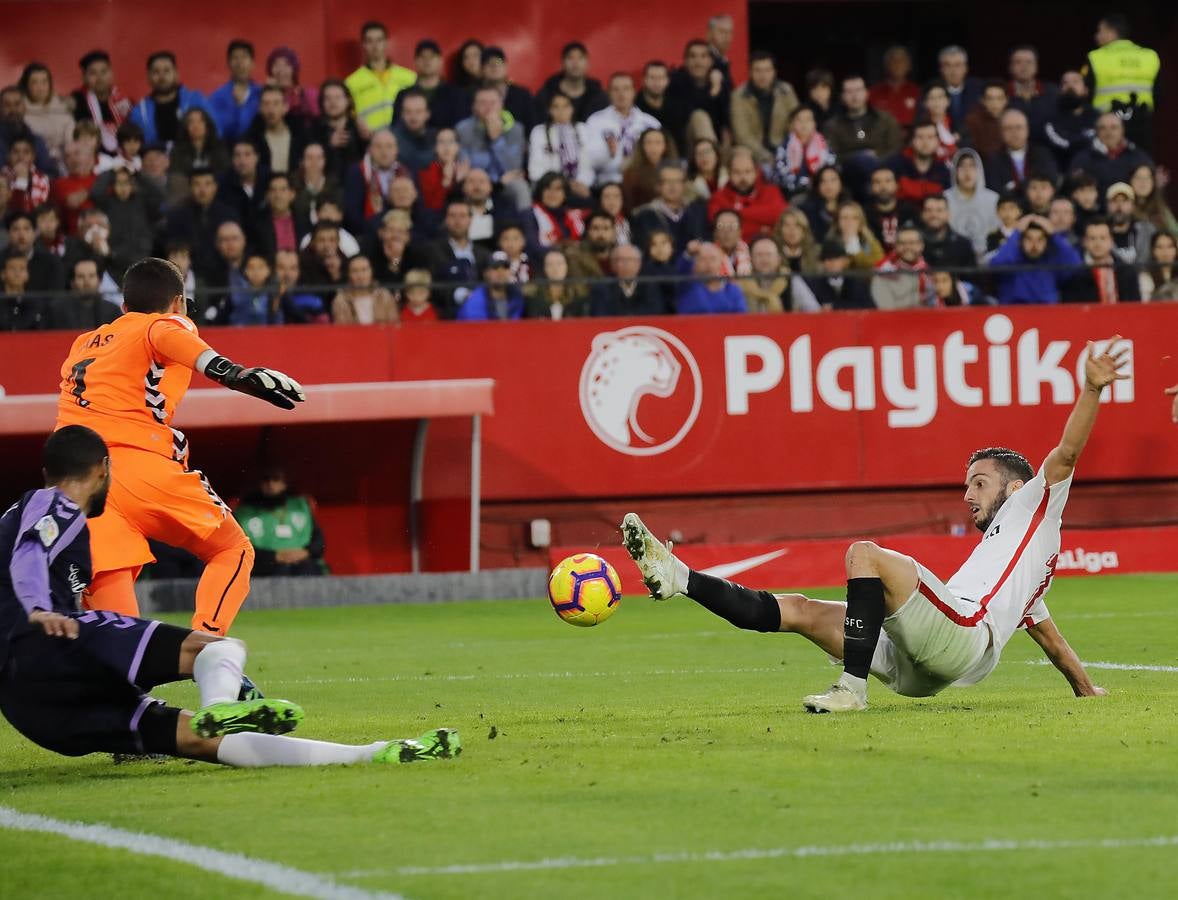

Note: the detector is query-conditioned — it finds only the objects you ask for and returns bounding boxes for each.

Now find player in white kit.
[621,336,1129,712]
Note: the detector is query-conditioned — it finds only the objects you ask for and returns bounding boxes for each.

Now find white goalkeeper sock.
[192,638,246,707]
[216,733,389,767]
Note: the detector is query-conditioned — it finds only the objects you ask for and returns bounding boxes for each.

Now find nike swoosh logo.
[701,548,790,580]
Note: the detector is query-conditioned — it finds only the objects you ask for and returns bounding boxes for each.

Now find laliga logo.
[579,326,702,456]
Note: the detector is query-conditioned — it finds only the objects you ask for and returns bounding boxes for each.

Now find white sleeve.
[528,126,553,182]
[1021,595,1051,629]
[574,124,595,187]
[1012,466,1072,521]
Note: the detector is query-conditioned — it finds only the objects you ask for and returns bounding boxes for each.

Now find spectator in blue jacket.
[206,40,263,144]
[987,214,1081,304]
[128,51,209,146]
[455,86,529,212]
[456,251,525,320]
[677,243,747,313]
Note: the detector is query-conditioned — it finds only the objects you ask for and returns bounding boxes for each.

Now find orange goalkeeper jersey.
[56,312,212,464]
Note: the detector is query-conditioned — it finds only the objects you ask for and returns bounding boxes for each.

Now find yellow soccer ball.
[547,553,622,627]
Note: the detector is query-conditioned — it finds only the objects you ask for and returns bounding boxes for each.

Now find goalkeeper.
[55,257,305,638]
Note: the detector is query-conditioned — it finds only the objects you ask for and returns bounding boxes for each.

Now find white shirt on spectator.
[470,200,495,243]
[529,123,595,188]
[584,105,661,186]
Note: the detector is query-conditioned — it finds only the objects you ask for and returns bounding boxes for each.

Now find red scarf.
[531,204,585,246]
[2,165,51,210]
[360,155,408,221]
[875,252,930,302]
[783,131,830,176]
[85,87,132,153]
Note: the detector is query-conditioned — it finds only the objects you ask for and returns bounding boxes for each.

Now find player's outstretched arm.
[1042,336,1130,485]
[1026,618,1106,697]
[196,350,306,411]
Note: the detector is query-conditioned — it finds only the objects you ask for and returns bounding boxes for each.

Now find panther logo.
[578,326,702,456]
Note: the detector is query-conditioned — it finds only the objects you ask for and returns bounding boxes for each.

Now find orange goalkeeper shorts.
[88,445,230,574]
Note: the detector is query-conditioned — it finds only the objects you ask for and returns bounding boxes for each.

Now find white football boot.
[620,513,688,601]
[802,673,869,713]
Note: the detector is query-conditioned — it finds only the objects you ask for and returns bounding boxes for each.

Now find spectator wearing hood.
[268,46,319,126]
[987,215,1081,304]
[1069,113,1153,194]
[207,40,263,143]
[707,147,787,243]
[883,120,951,205]
[945,148,999,256]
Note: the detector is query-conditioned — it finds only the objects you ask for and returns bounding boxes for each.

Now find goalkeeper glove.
[204,356,306,410]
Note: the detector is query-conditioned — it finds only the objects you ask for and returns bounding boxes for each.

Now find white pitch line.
[287,665,782,685]
[0,806,405,900]
[1026,659,1178,673]
[341,834,1178,878]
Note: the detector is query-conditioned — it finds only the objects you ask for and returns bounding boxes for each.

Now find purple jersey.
[0,488,91,665]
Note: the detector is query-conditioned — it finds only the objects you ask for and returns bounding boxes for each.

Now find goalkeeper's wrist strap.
[203,355,243,385]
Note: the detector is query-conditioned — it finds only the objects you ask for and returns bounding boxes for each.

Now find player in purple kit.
[0,426,459,765]
[623,336,1129,712]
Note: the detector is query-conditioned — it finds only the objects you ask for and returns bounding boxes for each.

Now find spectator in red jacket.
[883,121,951,205]
[706,147,787,243]
[869,46,921,130]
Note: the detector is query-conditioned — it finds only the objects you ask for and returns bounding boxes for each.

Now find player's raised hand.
[1165,384,1178,424]
[1084,336,1131,390]
[29,610,79,639]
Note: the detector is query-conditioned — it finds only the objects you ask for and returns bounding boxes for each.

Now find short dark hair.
[496,222,524,239]
[748,50,776,67]
[715,208,742,225]
[44,426,108,483]
[911,119,938,135]
[586,210,615,229]
[561,41,587,58]
[360,20,387,38]
[116,121,144,145]
[1022,221,1049,239]
[1100,13,1129,39]
[643,60,669,75]
[71,256,99,280]
[967,447,1033,484]
[683,39,709,57]
[260,84,286,101]
[122,257,185,313]
[227,39,254,59]
[1009,44,1038,61]
[267,172,292,189]
[189,166,215,182]
[841,74,867,90]
[79,50,110,71]
[6,211,35,230]
[1084,216,1112,235]
[982,78,1007,96]
[1026,173,1055,188]
[921,193,948,209]
[398,86,428,105]
[147,51,176,69]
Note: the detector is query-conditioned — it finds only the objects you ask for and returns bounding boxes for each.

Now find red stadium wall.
[2,305,1177,574]
[0,1,748,100]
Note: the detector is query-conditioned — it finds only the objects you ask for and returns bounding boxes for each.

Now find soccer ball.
[547,553,622,627]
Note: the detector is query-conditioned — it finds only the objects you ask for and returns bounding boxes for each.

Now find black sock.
[685,570,781,633]
[843,577,886,680]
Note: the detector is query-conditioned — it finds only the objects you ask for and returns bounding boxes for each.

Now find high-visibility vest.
[345,63,417,130]
[1087,40,1159,111]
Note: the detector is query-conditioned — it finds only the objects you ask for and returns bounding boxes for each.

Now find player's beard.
[88,474,111,518]
[975,486,1011,532]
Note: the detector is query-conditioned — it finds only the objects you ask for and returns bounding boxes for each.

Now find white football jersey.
[946,465,1072,657]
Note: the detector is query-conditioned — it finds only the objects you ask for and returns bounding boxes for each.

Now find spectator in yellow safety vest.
[344,21,417,138]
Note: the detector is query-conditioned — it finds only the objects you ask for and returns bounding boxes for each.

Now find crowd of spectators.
[1,12,1172,330]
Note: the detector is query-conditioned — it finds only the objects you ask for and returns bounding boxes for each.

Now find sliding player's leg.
[621,513,847,654]
[803,541,921,713]
[173,635,460,766]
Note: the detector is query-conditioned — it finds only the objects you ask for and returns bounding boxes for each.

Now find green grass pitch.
[1,574,1176,899]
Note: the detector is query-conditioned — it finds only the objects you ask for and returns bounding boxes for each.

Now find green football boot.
[372,728,461,764]
[190,698,304,739]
